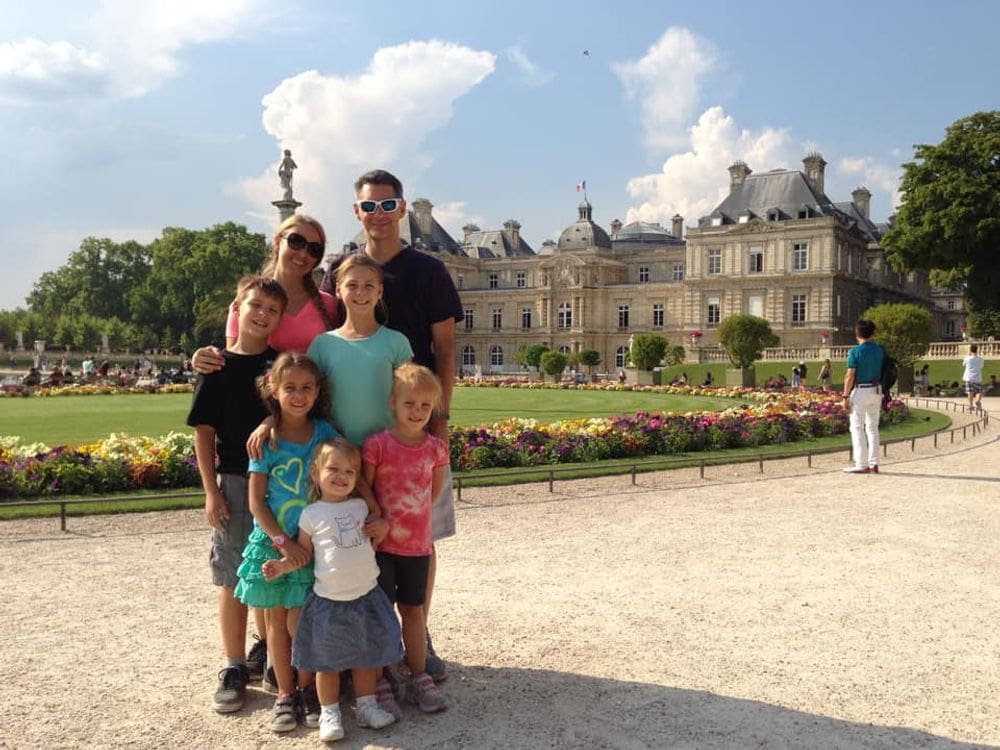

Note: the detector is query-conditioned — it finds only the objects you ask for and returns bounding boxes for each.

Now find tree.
[578,349,601,374]
[514,343,549,371]
[863,303,933,369]
[539,350,568,381]
[718,314,779,369]
[663,344,686,367]
[967,308,1000,339]
[883,111,1000,311]
[626,334,669,371]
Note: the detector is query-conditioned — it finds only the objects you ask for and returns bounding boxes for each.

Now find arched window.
[490,345,504,367]
[557,345,571,354]
[616,345,629,368]
[462,345,476,366]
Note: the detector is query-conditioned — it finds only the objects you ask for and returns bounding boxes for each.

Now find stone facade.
[334,154,937,373]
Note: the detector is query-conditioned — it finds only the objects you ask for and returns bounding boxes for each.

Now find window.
[521,307,532,329]
[618,305,630,329]
[457,274,464,289]
[836,294,842,318]
[615,346,629,368]
[748,246,763,274]
[558,345,571,354]
[708,249,722,275]
[462,345,476,366]
[516,271,526,288]
[557,302,572,329]
[791,294,807,325]
[652,304,664,327]
[836,243,842,271]
[490,345,504,367]
[707,297,720,327]
[464,309,474,330]
[747,294,764,318]
[672,263,685,281]
[793,243,808,271]
[638,266,649,283]
[710,216,722,227]
[947,299,956,310]
[848,251,853,274]
[945,320,956,337]
[492,308,502,330]
[488,273,499,289]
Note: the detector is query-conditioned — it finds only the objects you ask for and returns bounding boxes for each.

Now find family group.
[186,169,463,743]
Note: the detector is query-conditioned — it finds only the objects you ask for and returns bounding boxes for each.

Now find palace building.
[338,154,934,373]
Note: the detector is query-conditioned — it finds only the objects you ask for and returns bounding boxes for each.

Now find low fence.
[3,398,989,531]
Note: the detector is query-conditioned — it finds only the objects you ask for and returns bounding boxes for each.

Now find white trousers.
[849,386,882,469]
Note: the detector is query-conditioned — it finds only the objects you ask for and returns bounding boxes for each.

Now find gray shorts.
[209,473,255,588]
[431,464,456,542]
[966,381,983,395]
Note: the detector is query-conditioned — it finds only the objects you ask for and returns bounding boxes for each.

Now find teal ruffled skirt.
[234,527,314,609]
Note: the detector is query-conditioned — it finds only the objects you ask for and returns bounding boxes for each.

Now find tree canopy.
[514,343,550,370]
[863,303,933,369]
[718,314,778,369]
[883,111,1000,310]
[626,334,668,371]
[539,350,568,380]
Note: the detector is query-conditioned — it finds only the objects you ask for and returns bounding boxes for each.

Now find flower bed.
[1,383,193,398]
[0,392,910,499]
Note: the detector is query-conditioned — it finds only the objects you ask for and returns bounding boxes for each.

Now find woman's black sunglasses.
[283,232,325,259]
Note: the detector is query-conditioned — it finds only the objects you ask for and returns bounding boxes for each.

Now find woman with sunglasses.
[192,214,339,372]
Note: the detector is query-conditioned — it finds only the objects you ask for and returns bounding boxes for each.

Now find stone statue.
[278,149,297,199]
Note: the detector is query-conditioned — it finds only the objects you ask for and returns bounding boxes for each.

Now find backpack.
[879,348,898,407]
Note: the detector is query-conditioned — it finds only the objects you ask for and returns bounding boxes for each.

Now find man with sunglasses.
[322,169,463,683]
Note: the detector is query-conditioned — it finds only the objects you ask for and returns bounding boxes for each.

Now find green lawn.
[0,389,739,444]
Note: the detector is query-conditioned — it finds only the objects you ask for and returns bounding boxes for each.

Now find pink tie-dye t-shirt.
[362,430,449,557]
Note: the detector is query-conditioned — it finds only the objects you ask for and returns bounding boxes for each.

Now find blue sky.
[2,0,998,310]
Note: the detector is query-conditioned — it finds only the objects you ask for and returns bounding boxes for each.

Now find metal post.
[807,453,812,468]
[60,502,67,532]
[758,455,764,474]
[548,471,554,493]
[699,461,705,479]
[631,465,636,485]
[910,438,915,451]
[456,478,462,503]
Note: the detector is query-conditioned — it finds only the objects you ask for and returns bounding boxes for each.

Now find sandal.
[268,695,298,733]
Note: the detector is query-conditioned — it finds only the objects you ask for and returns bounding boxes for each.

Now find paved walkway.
[1,399,997,749]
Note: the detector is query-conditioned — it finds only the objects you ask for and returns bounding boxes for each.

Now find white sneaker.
[318,705,344,742]
[355,700,397,729]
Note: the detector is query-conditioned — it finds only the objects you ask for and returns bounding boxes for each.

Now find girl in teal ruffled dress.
[234,352,339,733]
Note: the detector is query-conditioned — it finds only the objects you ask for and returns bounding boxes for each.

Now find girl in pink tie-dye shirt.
[362,363,449,714]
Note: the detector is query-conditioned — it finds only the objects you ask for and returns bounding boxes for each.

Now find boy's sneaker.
[424,632,447,683]
[246,635,267,681]
[297,683,321,728]
[355,700,397,729]
[268,695,298,733]
[408,672,447,713]
[375,676,402,721]
[212,664,250,713]
[318,705,344,742]
[261,665,278,694]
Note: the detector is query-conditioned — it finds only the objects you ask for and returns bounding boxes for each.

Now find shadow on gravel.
[406,665,999,750]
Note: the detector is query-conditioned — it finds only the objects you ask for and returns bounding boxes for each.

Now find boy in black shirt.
[187,276,286,713]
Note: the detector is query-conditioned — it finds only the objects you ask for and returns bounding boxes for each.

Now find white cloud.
[0,0,269,103]
[612,27,717,151]
[504,44,554,87]
[624,106,796,227]
[431,201,485,240]
[237,40,497,244]
[836,156,902,210]
[0,38,109,103]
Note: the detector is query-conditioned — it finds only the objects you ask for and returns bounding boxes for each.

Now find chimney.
[411,198,434,236]
[802,152,827,196]
[610,218,622,236]
[672,214,684,239]
[462,223,480,242]
[728,161,752,191]
[852,186,872,220]
[502,219,521,249]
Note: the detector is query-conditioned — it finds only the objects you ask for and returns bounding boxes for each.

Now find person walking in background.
[842,319,885,475]
[963,343,985,412]
[818,358,832,392]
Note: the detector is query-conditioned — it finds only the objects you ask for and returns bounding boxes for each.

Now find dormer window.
[710,216,723,227]
[738,214,749,223]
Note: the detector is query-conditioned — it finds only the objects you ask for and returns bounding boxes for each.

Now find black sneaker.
[246,635,267,681]
[213,664,250,713]
[297,682,321,728]
[262,665,278,694]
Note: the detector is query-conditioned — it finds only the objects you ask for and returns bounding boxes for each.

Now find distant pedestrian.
[842,319,885,474]
[819,359,832,391]
[963,344,985,412]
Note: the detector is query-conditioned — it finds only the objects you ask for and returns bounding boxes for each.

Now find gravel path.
[1,400,997,749]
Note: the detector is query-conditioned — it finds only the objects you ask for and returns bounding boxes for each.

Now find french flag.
[575,180,587,192]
